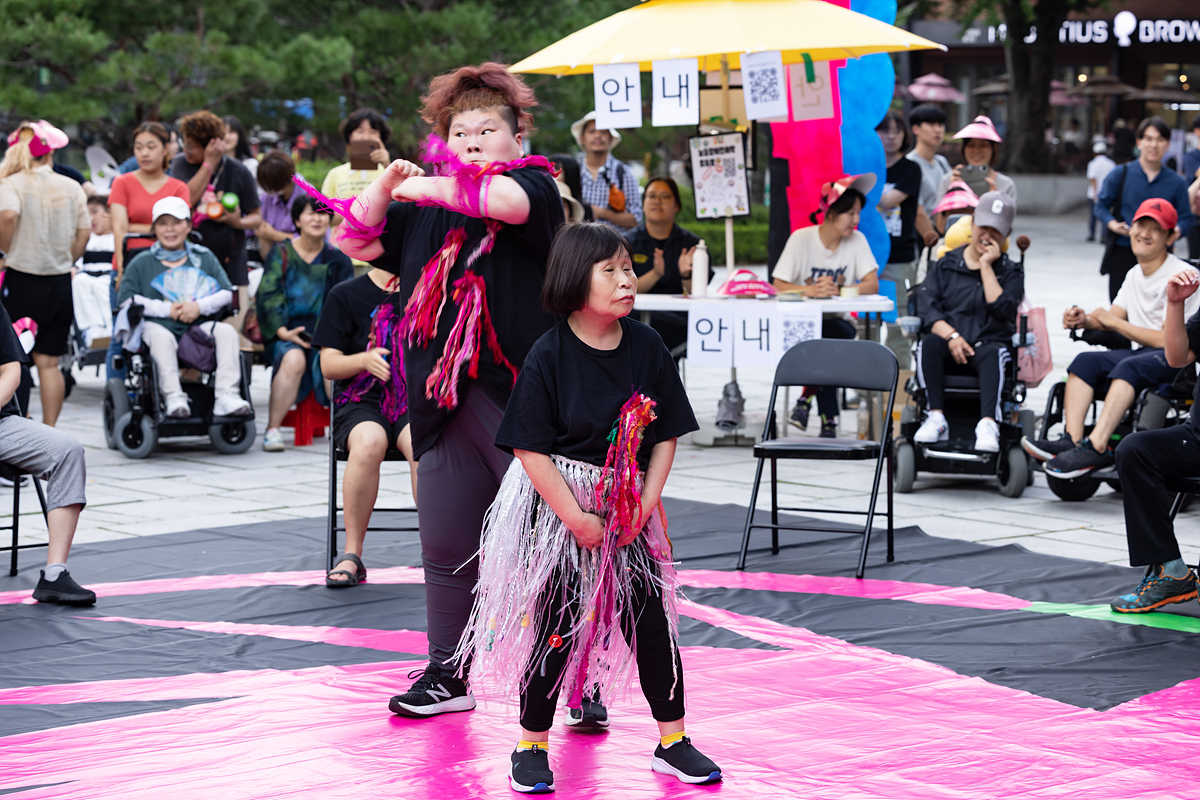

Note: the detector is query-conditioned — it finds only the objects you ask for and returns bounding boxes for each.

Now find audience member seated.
[313,266,418,588]
[255,151,309,261]
[72,195,117,347]
[1022,199,1200,479]
[1108,266,1200,613]
[257,195,353,452]
[624,177,699,351]
[913,192,1022,452]
[116,197,250,419]
[0,302,94,605]
[773,174,879,437]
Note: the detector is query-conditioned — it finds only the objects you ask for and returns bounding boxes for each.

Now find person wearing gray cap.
[913,191,1024,453]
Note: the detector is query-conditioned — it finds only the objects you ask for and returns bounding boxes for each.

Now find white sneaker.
[913,411,949,444]
[165,393,191,418]
[974,418,1000,452]
[213,392,252,417]
[263,428,285,452]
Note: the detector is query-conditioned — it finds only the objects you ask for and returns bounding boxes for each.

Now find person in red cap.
[1022,197,1200,481]
[0,120,90,426]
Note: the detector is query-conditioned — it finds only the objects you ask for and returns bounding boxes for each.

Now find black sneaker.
[32,569,96,606]
[1021,435,1076,463]
[1044,440,1113,479]
[510,745,554,793]
[650,736,722,785]
[563,695,609,732]
[388,664,476,717]
[789,397,811,430]
[819,414,838,438]
[1111,565,1199,613]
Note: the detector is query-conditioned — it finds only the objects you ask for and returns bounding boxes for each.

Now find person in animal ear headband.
[297,61,565,720]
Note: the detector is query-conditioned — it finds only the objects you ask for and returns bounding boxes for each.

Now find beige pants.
[143,321,241,399]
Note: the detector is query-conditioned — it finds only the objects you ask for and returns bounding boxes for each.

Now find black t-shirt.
[313,273,396,404]
[372,166,563,459]
[625,224,701,295]
[1186,309,1200,436]
[885,157,922,264]
[0,303,27,418]
[168,154,261,276]
[495,317,698,470]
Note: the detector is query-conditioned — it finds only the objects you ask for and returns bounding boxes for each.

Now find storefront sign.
[935,10,1200,48]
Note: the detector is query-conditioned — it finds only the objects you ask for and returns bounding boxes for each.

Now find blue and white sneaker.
[510,745,554,793]
[1111,565,1199,613]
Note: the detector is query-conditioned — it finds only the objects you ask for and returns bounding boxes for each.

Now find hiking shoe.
[388,664,476,717]
[819,414,838,438]
[510,745,554,793]
[913,411,948,444]
[974,418,1000,453]
[1021,435,1076,463]
[32,569,96,606]
[563,695,609,732]
[789,396,811,430]
[650,737,722,785]
[1045,440,1113,479]
[1111,565,1199,613]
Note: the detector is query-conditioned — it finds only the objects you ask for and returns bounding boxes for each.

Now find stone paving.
[5,209,1197,578]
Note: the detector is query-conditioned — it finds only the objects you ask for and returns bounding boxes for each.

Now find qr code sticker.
[782,316,819,350]
[747,67,782,106]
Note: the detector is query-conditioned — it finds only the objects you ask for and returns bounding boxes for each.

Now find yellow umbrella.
[510,0,944,76]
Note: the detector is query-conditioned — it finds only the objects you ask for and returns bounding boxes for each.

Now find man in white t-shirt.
[1022,198,1200,480]
[1086,141,1116,242]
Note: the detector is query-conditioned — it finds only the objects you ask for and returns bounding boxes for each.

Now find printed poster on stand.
[688,131,750,220]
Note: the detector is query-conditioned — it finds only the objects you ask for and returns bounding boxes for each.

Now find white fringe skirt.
[453,454,680,707]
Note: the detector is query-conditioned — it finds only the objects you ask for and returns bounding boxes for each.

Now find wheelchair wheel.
[998,446,1027,498]
[894,440,916,493]
[1046,474,1100,502]
[114,411,156,459]
[209,419,255,454]
[102,379,130,450]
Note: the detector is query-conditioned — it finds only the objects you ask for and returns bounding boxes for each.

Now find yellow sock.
[660,731,686,749]
[517,739,548,752]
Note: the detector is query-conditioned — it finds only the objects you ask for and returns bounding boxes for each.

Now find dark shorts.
[332,399,407,452]
[1,270,73,356]
[1068,347,1174,392]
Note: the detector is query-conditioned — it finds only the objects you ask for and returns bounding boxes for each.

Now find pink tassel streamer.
[423,270,518,409]
[292,176,386,243]
[400,228,466,349]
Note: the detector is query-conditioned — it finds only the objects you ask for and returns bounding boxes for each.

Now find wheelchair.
[102,305,256,459]
[1031,328,1194,502]
[892,237,1035,498]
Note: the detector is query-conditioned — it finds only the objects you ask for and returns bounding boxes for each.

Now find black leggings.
[519,563,685,732]
[802,317,858,418]
[916,335,1006,419]
[1115,426,1200,566]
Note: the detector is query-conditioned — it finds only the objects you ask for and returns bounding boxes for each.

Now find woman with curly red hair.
[314,63,564,719]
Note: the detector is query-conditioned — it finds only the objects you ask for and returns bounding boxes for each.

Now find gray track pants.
[416,386,511,667]
[0,415,87,510]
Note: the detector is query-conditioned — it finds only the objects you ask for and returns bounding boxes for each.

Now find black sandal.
[326,553,367,588]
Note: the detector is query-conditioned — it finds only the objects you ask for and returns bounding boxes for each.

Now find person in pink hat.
[936,115,1017,211]
[0,120,90,426]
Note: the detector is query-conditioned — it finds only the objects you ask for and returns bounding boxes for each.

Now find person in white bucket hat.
[572,111,641,233]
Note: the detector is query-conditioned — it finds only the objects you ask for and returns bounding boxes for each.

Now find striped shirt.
[578,155,642,233]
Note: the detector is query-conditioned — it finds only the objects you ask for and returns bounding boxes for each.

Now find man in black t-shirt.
[0,304,94,605]
[876,111,924,367]
[169,110,262,288]
[1109,266,1200,613]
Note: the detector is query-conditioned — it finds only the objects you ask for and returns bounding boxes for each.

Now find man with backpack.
[573,111,642,233]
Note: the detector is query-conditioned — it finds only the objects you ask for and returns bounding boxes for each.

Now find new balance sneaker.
[388,664,476,717]
[563,695,609,732]
[1044,439,1113,479]
[973,418,1000,453]
[789,396,812,430]
[1021,435,1076,463]
[1111,565,1199,613]
[818,414,838,438]
[650,737,722,785]
[913,411,948,444]
[510,745,554,793]
[32,569,96,606]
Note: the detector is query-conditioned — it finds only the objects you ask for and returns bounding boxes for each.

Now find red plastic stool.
[281,392,328,446]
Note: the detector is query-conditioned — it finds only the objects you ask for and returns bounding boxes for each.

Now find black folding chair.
[736,338,898,578]
[1167,476,1200,528]
[1,394,51,576]
[326,403,418,570]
